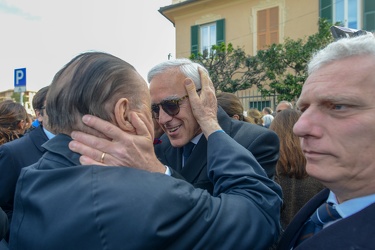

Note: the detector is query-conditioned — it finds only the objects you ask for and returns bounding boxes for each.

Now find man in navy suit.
[68,59,280,195]
[0,86,50,231]
[277,33,375,249]
[148,59,279,194]
[10,52,282,249]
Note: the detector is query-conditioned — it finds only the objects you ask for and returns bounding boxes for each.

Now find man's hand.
[69,112,166,173]
[185,68,222,138]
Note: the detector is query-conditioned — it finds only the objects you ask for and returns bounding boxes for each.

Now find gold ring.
[100,152,106,163]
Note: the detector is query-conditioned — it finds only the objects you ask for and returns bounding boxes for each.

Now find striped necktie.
[295,202,342,246]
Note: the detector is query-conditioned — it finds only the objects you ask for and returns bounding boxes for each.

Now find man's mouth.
[166,124,182,133]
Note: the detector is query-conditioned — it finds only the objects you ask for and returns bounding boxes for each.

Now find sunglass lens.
[162,101,180,116]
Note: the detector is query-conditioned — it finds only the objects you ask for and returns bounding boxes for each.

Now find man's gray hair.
[308,33,375,74]
[147,58,208,89]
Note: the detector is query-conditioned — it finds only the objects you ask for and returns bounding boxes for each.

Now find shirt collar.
[190,133,203,145]
[327,191,375,218]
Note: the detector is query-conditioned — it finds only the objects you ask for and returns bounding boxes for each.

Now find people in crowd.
[10,52,282,249]
[69,59,279,188]
[0,86,52,245]
[216,92,252,123]
[69,60,279,184]
[262,107,274,128]
[247,108,264,126]
[0,100,28,145]
[26,86,49,132]
[269,109,323,229]
[277,33,375,249]
[275,100,293,114]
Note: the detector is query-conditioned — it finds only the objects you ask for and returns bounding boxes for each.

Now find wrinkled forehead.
[297,56,375,108]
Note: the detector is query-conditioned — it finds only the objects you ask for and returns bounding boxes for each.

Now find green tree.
[11,92,29,105]
[255,18,333,101]
[190,42,264,93]
[190,18,333,101]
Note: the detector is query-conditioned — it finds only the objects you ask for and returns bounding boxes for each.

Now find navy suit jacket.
[155,106,280,194]
[10,132,282,250]
[0,208,7,241]
[0,125,48,221]
[277,188,375,249]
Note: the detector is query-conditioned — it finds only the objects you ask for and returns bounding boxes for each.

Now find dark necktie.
[295,202,342,246]
[183,142,195,166]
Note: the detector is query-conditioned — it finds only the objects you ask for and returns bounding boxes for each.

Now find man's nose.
[157,106,173,124]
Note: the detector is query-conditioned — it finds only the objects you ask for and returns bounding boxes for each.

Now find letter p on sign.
[14,68,26,93]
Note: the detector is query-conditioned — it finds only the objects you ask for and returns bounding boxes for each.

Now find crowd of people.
[1,31,374,249]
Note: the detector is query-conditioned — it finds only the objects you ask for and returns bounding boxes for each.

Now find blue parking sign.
[14,68,26,92]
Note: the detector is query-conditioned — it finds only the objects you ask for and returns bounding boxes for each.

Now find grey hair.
[277,101,293,109]
[147,58,208,89]
[308,33,375,74]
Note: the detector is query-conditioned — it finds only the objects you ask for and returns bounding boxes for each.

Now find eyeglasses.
[151,89,201,119]
[151,95,189,119]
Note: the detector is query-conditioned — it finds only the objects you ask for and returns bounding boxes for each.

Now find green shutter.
[191,25,199,57]
[216,19,225,45]
[319,0,332,24]
[364,0,375,31]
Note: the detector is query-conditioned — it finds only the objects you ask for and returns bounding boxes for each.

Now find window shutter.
[269,7,279,45]
[257,7,279,50]
[320,0,332,23]
[364,0,375,31]
[191,25,199,57]
[216,19,225,45]
[257,9,267,50]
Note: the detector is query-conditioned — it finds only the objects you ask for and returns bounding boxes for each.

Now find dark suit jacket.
[0,125,48,221]
[0,208,7,241]
[155,106,280,194]
[277,188,375,249]
[10,132,282,250]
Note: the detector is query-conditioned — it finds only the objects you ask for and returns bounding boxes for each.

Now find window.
[257,6,279,50]
[249,101,271,111]
[364,0,375,31]
[191,19,225,57]
[200,23,216,55]
[320,0,375,31]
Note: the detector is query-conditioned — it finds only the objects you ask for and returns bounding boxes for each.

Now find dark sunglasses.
[152,89,201,119]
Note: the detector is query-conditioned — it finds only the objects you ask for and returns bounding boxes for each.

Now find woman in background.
[247,108,264,126]
[269,109,324,229]
[216,92,252,123]
[0,100,28,145]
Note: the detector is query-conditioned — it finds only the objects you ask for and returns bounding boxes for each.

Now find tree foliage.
[190,42,264,93]
[256,18,333,101]
[190,19,334,101]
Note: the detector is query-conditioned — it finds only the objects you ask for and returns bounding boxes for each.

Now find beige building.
[159,0,375,110]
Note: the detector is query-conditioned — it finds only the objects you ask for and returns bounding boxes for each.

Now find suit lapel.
[279,189,329,249]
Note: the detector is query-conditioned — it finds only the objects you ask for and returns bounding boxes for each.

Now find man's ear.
[232,114,240,120]
[114,98,135,133]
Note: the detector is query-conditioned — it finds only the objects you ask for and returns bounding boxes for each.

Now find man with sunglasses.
[69,59,280,195]
[11,52,282,249]
[148,59,279,194]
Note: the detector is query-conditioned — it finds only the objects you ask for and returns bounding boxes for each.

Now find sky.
[0,0,176,92]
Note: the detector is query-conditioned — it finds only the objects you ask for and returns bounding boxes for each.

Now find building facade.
[160,0,375,110]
